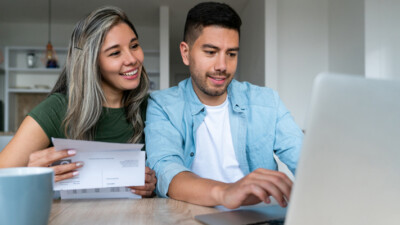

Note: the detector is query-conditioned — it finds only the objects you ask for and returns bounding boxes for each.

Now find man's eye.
[228,52,237,57]
[131,43,139,49]
[205,51,216,55]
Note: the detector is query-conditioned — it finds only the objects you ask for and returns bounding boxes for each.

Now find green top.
[28,93,139,145]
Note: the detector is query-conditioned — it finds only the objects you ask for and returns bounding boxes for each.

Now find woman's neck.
[103,98,123,108]
[102,87,123,108]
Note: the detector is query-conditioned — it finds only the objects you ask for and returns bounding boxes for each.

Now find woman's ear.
[180,41,190,66]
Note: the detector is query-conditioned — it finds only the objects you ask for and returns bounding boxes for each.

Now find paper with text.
[52,138,145,191]
[60,187,141,199]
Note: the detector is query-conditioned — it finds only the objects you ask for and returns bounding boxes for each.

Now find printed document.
[59,187,140,199]
[52,138,145,193]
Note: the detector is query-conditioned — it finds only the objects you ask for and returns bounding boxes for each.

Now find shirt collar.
[185,78,247,115]
[184,78,206,116]
[227,79,246,112]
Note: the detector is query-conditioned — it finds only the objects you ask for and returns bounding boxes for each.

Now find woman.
[0,6,156,197]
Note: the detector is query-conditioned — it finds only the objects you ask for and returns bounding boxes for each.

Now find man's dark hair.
[183,2,242,45]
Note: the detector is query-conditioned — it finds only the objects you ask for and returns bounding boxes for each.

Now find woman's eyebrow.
[104,37,139,52]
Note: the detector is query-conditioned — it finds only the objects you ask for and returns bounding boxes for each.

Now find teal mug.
[0,167,54,225]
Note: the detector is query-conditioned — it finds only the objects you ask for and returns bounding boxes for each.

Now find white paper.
[52,138,145,192]
[52,138,144,152]
[60,187,141,199]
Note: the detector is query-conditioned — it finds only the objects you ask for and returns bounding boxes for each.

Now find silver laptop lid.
[285,73,400,225]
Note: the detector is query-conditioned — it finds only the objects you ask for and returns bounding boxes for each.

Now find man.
[145,2,303,209]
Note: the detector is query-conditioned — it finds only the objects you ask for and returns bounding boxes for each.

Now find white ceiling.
[0,0,249,42]
[0,0,249,65]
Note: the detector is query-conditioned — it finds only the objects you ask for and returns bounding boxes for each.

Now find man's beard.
[191,71,232,97]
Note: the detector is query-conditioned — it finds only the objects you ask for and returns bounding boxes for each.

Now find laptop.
[195,73,400,225]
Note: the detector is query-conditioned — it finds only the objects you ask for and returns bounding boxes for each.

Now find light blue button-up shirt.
[145,78,303,197]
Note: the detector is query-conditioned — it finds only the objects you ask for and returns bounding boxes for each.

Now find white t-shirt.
[191,97,244,183]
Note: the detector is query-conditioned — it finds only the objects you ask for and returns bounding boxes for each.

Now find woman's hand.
[129,166,157,197]
[28,147,84,182]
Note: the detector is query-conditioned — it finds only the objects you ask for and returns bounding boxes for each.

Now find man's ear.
[180,41,190,66]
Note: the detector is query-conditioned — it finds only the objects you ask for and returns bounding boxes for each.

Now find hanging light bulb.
[46,0,58,68]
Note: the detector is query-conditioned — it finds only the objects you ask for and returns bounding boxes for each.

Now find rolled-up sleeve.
[144,95,190,197]
[272,91,303,175]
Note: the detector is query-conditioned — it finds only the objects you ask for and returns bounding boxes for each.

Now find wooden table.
[49,198,219,225]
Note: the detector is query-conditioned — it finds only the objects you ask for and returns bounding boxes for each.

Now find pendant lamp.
[45,0,58,68]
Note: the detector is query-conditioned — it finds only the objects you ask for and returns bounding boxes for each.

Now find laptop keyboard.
[246,219,285,225]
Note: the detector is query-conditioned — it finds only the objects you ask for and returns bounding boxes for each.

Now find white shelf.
[8,68,63,73]
[2,46,165,132]
[8,88,51,94]
[3,46,67,132]
[6,46,67,51]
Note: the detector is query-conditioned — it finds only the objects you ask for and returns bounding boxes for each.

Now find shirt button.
[190,152,194,157]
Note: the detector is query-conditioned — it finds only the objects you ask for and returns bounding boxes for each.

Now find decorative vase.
[26,52,36,68]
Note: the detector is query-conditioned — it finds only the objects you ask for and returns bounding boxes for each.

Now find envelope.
[52,138,145,191]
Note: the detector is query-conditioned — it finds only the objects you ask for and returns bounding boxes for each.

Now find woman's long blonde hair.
[51,6,149,143]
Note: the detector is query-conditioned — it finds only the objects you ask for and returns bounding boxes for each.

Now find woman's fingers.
[28,147,76,167]
[130,167,157,197]
[27,147,84,182]
[132,190,154,197]
[54,171,78,182]
[130,184,156,198]
[52,161,83,175]
[145,173,157,184]
[52,161,84,182]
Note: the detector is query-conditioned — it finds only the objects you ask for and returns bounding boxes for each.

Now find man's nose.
[214,54,227,73]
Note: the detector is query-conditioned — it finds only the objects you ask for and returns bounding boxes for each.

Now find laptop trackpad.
[195,205,286,225]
